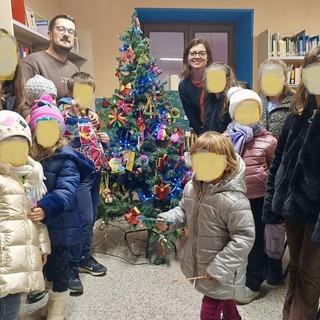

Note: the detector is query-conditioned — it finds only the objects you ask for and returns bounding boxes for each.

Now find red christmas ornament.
[154,183,170,200]
[124,207,140,225]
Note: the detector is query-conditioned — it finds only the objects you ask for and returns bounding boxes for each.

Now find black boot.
[266,257,283,285]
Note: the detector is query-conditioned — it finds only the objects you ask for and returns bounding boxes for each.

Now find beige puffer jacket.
[160,156,255,301]
[0,162,51,298]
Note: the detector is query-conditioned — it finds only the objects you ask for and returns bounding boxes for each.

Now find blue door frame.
[136,8,254,88]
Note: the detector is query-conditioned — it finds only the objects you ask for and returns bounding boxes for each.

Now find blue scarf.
[226,122,262,156]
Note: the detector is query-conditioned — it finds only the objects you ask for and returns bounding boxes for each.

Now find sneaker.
[235,287,260,304]
[26,290,48,304]
[79,256,107,276]
[68,267,84,295]
[266,257,283,286]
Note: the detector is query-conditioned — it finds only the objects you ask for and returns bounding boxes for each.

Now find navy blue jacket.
[38,145,95,246]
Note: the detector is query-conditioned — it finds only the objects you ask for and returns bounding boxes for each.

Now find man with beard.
[21,14,79,104]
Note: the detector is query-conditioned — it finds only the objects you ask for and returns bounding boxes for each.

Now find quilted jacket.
[0,162,51,298]
[160,155,255,300]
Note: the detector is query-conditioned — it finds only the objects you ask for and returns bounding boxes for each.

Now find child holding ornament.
[58,71,109,295]
[156,131,255,320]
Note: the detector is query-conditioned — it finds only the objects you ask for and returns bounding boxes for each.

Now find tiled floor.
[20,219,288,320]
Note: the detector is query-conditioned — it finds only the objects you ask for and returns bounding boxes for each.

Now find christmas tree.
[97,12,191,252]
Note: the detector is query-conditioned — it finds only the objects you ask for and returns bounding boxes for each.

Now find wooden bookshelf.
[1,1,87,67]
[258,29,306,87]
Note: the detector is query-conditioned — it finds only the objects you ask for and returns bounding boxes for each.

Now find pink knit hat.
[29,105,66,134]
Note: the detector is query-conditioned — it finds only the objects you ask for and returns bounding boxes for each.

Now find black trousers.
[44,245,69,292]
[245,197,267,292]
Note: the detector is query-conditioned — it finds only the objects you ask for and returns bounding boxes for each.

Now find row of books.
[24,7,49,35]
[288,65,302,86]
[18,44,31,58]
[271,30,320,58]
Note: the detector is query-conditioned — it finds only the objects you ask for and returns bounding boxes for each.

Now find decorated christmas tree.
[97,12,191,252]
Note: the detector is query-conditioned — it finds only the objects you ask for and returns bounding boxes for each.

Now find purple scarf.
[226,122,262,155]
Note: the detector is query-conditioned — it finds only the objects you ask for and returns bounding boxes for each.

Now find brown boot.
[46,289,69,320]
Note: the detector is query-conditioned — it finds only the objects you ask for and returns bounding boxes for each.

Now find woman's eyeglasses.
[189,51,207,58]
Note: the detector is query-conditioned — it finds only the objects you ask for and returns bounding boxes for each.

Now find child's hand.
[206,274,219,285]
[155,217,168,232]
[27,207,46,222]
[88,110,99,127]
[69,99,80,116]
[42,254,48,266]
[97,131,110,144]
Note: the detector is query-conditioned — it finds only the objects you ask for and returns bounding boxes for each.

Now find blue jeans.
[0,293,21,320]
[69,171,101,266]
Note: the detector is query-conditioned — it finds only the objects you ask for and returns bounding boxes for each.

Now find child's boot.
[40,281,53,317]
[266,257,283,285]
[46,289,69,320]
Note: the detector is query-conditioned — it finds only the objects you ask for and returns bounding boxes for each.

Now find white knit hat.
[25,75,57,105]
[228,87,262,120]
[0,110,32,144]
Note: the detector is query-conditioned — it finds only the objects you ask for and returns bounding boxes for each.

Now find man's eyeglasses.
[189,51,207,58]
[55,26,77,36]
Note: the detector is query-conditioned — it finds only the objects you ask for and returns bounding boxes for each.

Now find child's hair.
[258,58,295,100]
[0,28,25,113]
[29,135,67,161]
[205,62,239,117]
[67,71,95,94]
[190,131,239,181]
[29,104,67,161]
[291,46,320,115]
[180,37,213,79]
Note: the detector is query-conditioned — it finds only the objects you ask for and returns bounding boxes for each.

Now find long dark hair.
[180,37,213,79]
[291,46,320,115]
[0,28,25,113]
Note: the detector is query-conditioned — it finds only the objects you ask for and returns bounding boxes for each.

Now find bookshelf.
[258,29,305,87]
[1,0,87,68]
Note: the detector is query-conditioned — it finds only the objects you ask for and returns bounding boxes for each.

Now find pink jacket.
[242,128,277,199]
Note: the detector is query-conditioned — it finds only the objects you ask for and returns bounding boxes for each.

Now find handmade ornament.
[143,95,155,117]
[108,157,125,174]
[124,206,140,225]
[119,82,132,96]
[156,154,168,171]
[170,127,183,143]
[121,46,135,63]
[138,154,149,167]
[158,234,167,256]
[133,16,142,35]
[138,54,149,64]
[116,100,132,114]
[123,150,135,172]
[101,98,109,108]
[108,109,126,127]
[170,107,180,120]
[154,183,170,200]
[136,117,146,140]
[157,124,167,141]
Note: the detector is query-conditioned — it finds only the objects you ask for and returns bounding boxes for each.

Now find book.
[296,30,306,56]
[25,7,36,30]
[11,0,26,25]
[294,66,302,85]
[35,20,49,35]
[289,66,295,85]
